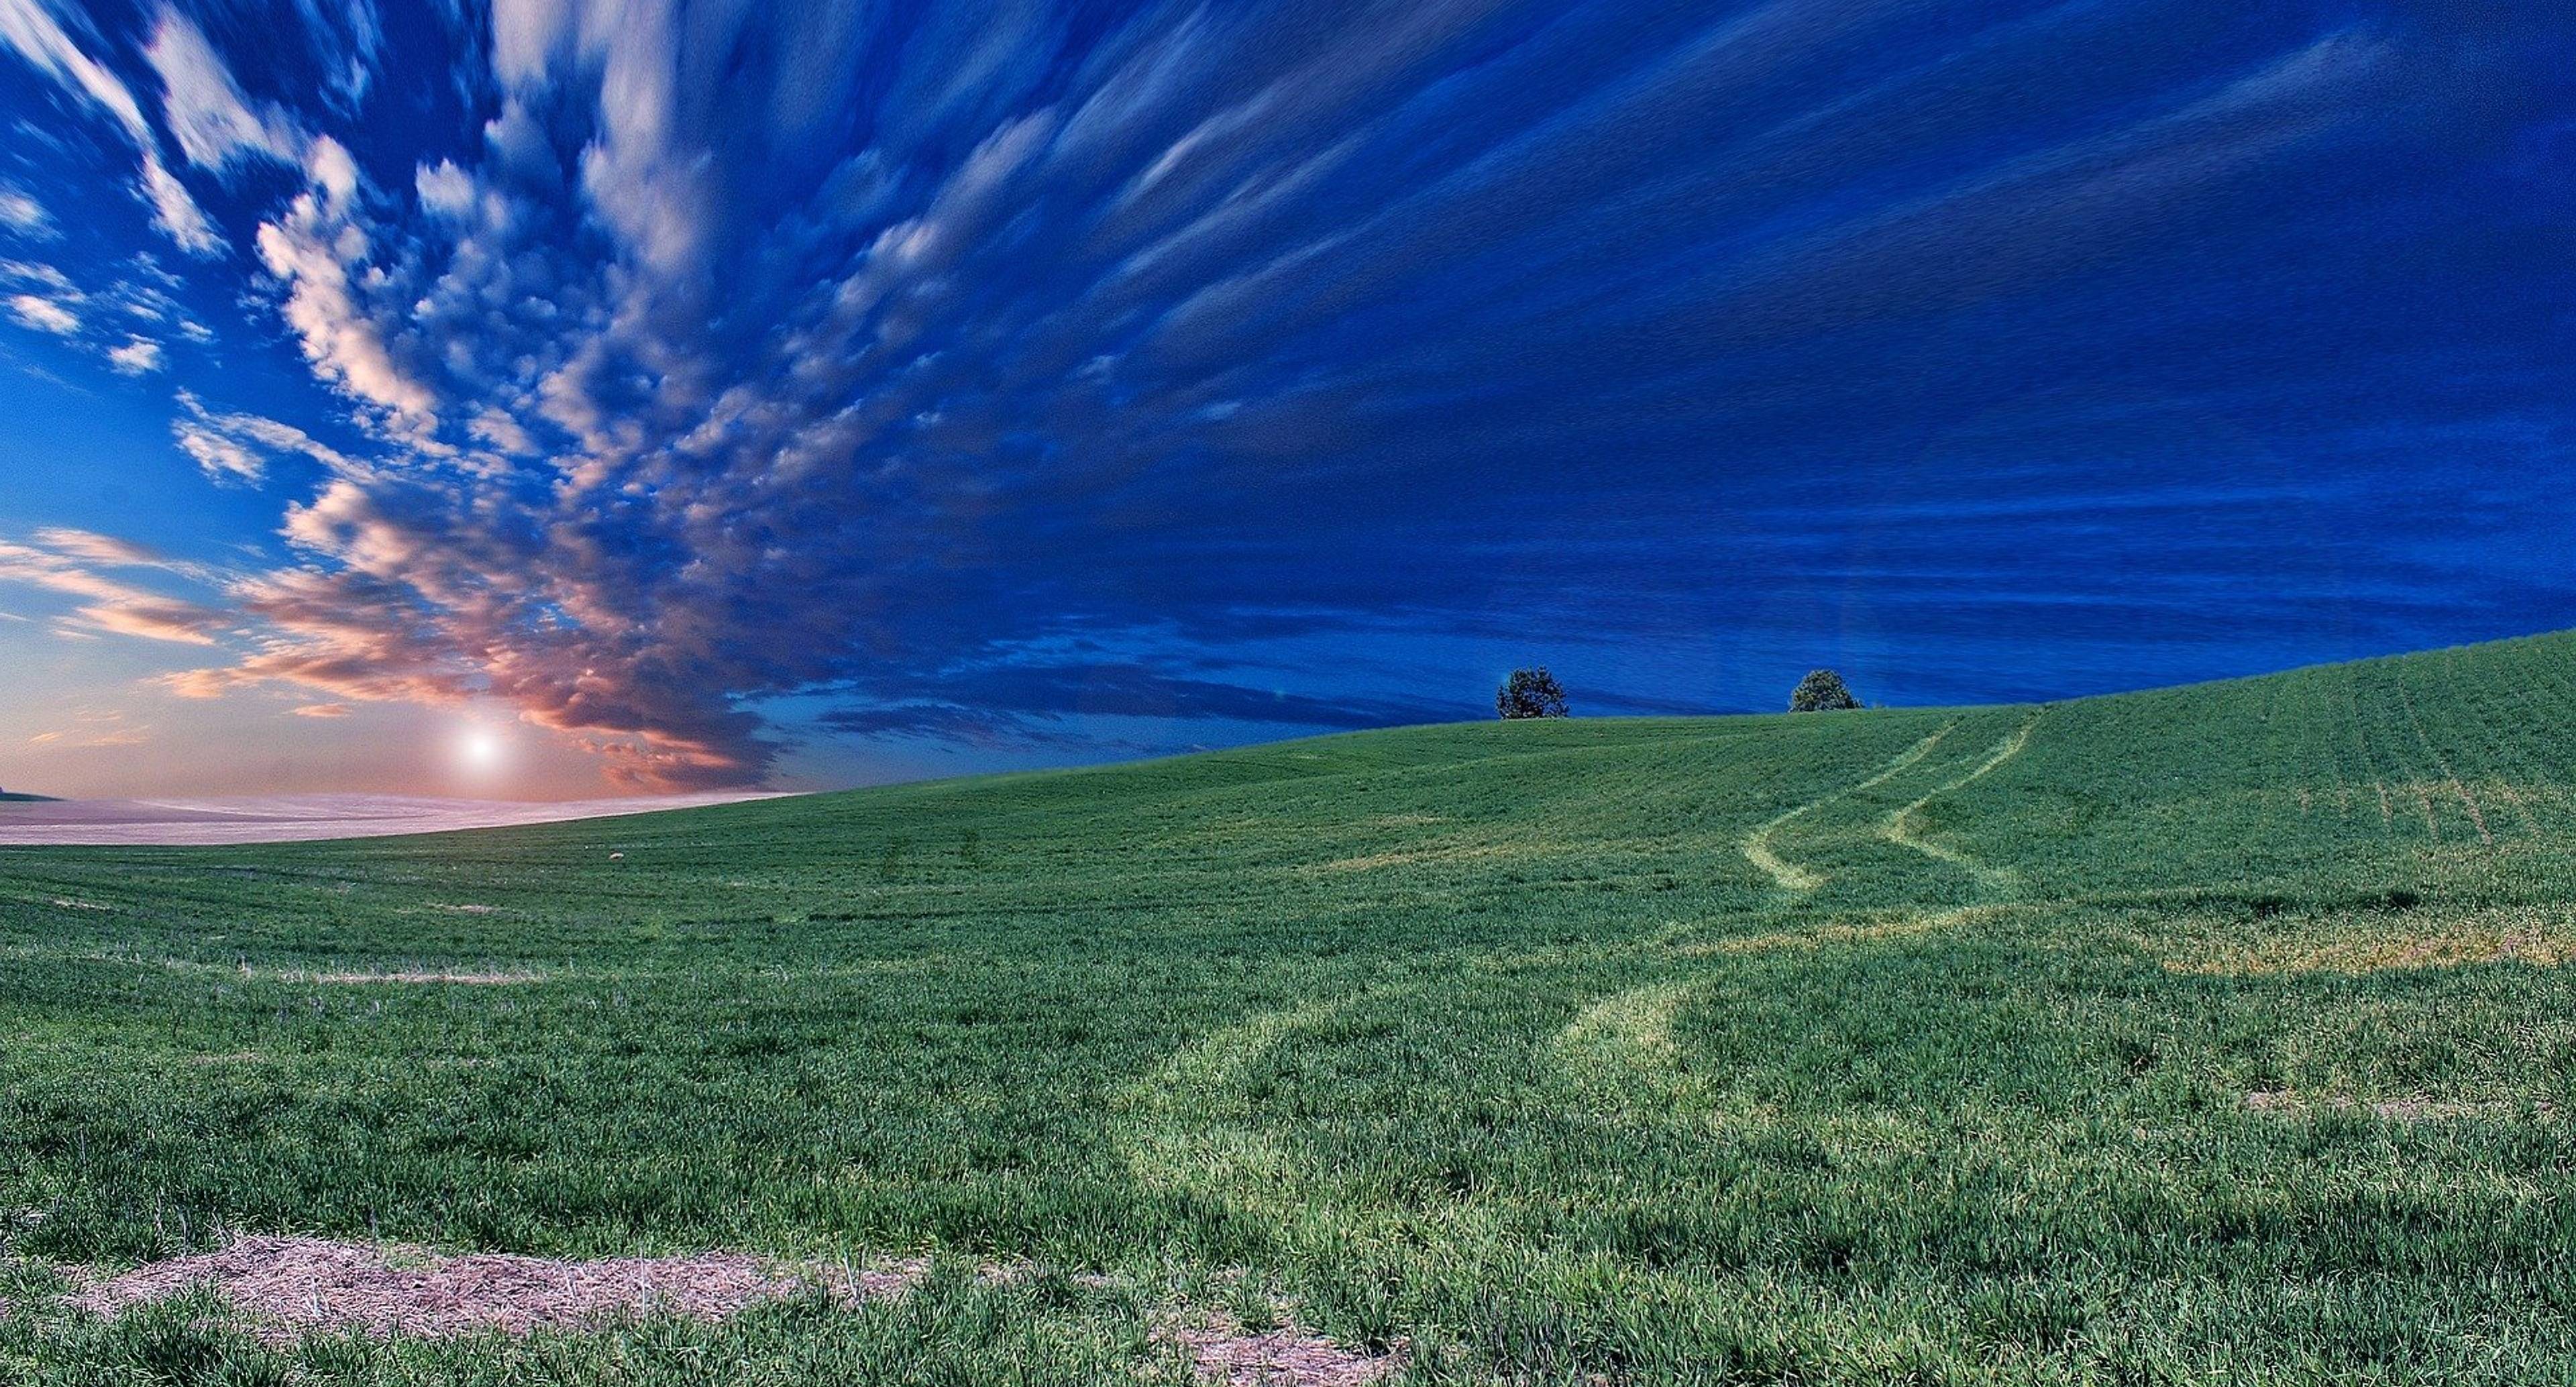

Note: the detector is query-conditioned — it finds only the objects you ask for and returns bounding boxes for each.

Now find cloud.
[32,526,168,566]
[289,701,350,717]
[255,146,437,418]
[171,388,353,485]
[34,0,2563,789]
[138,157,219,253]
[25,706,152,749]
[0,179,54,237]
[0,0,219,255]
[7,290,75,333]
[107,335,164,373]
[819,662,1460,748]
[293,0,381,111]
[0,531,227,645]
[414,158,475,220]
[143,7,303,172]
[173,421,266,483]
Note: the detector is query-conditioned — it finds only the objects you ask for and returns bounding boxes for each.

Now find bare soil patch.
[56,1235,921,1342]
[1155,1309,1406,1386]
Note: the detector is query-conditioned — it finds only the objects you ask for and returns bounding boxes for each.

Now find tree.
[1497,667,1570,720]
[1789,669,1860,712]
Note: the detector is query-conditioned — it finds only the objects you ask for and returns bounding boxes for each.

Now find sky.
[0,0,2572,800]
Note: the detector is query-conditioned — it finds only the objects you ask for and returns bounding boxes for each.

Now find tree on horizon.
[1497,668,1570,720]
[1790,669,1861,712]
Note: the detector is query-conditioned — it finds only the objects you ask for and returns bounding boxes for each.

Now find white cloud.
[0,256,72,292]
[0,180,54,237]
[256,190,435,417]
[297,0,382,111]
[174,421,266,484]
[31,527,164,566]
[0,0,220,256]
[0,0,150,139]
[489,0,579,89]
[414,159,476,220]
[305,135,358,207]
[469,407,535,454]
[107,335,164,374]
[144,7,301,172]
[137,156,219,254]
[7,292,76,333]
[172,388,354,485]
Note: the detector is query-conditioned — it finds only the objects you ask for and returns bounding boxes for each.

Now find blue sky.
[0,0,2571,798]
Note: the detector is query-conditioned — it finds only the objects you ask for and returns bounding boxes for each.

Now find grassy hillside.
[4,632,2576,1382]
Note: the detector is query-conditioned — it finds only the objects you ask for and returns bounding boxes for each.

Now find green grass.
[6,630,2576,1382]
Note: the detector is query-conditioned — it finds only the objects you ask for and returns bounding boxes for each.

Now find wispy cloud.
[144,7,304,172]
[0,0,218,254]
[0,531,227,646]
[5,0,2571,791]
[7,291,74,333]
[170,388,352,486]
[0,178,54,237]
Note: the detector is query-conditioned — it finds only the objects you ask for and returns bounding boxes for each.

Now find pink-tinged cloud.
[0,536,226,646]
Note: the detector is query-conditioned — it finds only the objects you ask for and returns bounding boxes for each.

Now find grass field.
[5,632,2576,1382]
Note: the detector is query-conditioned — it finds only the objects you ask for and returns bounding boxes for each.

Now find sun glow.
[455,726,510,780]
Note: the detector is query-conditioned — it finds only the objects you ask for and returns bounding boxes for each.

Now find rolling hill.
[3,630,2573,1382]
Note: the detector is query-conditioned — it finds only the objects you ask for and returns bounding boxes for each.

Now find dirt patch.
[1155,1310,1406,1387]
[58,1235,921,1342]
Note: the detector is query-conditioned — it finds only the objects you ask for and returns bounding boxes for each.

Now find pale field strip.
[2161,903,2576,977]
[2242,1089,2557,1123]
[0,934,945,991]
[1672,903,2022,960]
[1301,837,1551,874]
[1880,710,2045,889]
[2431,668,2558,837]
[1119,993,1361,1230]
[1739,722,1957,891]
[0,940,545,987]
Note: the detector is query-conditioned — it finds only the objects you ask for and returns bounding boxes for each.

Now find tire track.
[1882,710,2046,891]
[1739,724,1953,890]
[2394,679,2493,844]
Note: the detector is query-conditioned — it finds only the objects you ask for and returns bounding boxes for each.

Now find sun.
[455,726,509,777]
